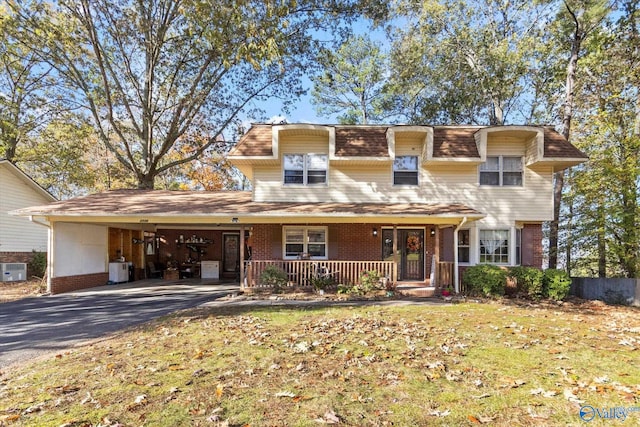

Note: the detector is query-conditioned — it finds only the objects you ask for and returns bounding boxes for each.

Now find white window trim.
[283,153,328,186]
[283,226,328,260]
[478,156,524,187]
[457,229,471,265]
[478,228,511,265]
[392,155,419,186]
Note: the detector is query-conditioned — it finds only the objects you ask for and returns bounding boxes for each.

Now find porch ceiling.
[13,189,485,226]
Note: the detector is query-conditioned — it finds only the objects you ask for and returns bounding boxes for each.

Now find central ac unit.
[1,263,27,282]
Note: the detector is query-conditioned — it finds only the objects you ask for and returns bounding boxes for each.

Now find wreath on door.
[406,235,421,252]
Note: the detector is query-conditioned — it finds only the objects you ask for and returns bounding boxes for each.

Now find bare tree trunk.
[597,197,606,277]
[549,2,584,269]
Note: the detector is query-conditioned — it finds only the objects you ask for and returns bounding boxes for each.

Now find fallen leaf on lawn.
[468,415,481,423]
[215,383,224,400]
[1,414,20,422]
[293,395,313,402]
[315,409,341,424]
[22,402,44,414]
[594,376,610,384]
[275,391,296,398]
[428,409,451,417]
[563,388,584,403]
[134,394,147,404]
[80,392,98,405]
[473,393,491,399]
[530,388,557,397]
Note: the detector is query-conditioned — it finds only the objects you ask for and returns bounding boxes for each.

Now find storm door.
[223,233,240,274]
[382,229,425,281]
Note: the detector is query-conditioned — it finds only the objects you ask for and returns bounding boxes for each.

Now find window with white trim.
[479,229,509,264]
[458,229,470,263]
[283,154,327,185]
[284,226,327,259]
[479,156,523,186]
[393,156,418,185]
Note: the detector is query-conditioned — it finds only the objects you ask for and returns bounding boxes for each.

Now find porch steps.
[396,283,437,298]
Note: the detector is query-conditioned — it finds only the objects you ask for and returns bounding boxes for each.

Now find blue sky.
[245,19,389,126]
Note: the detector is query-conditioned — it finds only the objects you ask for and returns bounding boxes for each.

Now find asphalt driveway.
[0,280,239,368]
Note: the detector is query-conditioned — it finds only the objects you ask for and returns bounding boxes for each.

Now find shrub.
[342,270,384,295]
[509,266,544,300]
[259,265,288,292]
[543,269,571,301]
[30,250,47,278]
[462,264,507,297]
[310,275,333,291]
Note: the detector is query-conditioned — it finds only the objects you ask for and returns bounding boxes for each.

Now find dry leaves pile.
[0,299,639,426]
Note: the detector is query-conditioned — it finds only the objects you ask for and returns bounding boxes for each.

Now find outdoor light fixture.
[430,228,436,236]
[372,228,378,237]
[231,217,239,223]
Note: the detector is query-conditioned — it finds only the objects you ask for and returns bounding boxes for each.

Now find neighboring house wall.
[0,161,54,275]
[49,222,109,293]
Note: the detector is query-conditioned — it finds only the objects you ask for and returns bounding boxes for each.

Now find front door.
[223,233,240,274]
[382,229,425,281]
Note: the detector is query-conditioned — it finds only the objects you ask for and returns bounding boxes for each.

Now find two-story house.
[14,124,586,295]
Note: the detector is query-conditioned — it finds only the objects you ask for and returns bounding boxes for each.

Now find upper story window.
[479,156,523,186]
[393,156,418,185]
[283,154,328,185]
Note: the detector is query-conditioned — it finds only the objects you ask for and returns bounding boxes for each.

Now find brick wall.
[50,272,109,294]
[250,224,437,262]
[523,223,543,268]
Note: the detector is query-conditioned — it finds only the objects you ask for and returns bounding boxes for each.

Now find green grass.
[1,300,639,426]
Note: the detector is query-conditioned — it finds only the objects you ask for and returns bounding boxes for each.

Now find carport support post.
[240,225,245,289]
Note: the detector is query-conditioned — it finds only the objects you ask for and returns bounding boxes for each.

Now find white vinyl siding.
[251,133,554,224]
[0,165,53,253]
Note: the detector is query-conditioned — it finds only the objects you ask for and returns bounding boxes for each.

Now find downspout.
[453,216,468,294]
[29,216,52,293]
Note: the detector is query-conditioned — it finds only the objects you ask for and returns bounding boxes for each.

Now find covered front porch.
[14,190,483,294]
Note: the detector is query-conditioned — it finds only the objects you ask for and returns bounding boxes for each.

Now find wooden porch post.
[434,226,440,289]
[239,225,245,289]
[392,226,398,283]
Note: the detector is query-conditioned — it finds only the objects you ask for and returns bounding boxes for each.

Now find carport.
[13,190,257,294]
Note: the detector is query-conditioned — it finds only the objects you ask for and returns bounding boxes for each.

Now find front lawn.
[1,299,639,426]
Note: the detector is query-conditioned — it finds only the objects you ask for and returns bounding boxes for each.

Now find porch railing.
[435,261,454,289]
[243,259,456,290]
[244,260,397,288]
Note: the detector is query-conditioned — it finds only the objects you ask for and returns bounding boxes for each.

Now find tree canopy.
[6,0,374,188]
